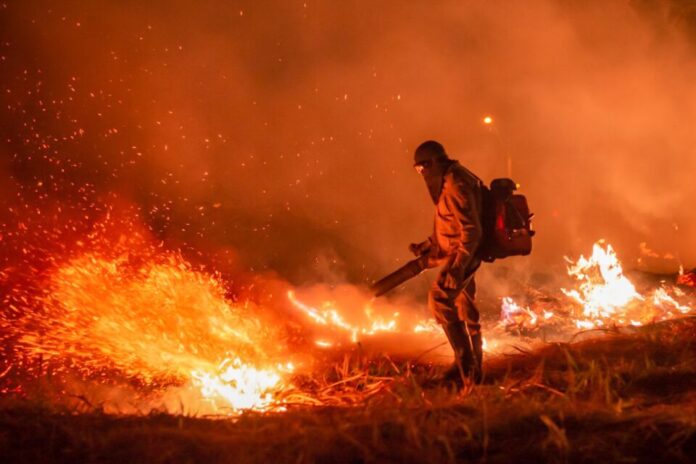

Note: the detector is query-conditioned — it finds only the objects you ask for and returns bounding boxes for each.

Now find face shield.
[415,157,450,203]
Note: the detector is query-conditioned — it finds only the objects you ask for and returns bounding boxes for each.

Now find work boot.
[439,322,476,386]
[470,332,484,385]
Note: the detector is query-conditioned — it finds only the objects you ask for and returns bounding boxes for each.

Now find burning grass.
[1,317,694,463]
[1,226,694,461]
[1,234,694,414]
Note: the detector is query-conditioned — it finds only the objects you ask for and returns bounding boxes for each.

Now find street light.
[482,114,512,177]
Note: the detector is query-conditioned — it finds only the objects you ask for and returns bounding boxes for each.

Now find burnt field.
[2,317,694,464]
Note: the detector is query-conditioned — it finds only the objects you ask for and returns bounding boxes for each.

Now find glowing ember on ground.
[287,290,402,343]
[501,297,542,329]
[413,319,441,334]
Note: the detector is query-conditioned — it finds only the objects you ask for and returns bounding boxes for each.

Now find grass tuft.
[1,317,694,463]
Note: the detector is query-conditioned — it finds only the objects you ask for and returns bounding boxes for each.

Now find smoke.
[1,0,695,291]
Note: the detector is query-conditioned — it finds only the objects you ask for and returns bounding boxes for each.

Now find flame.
[413,319,441,334]
[191,359,294,411]
[287,290,401,344]
[562,241,692,327]
[496,240,693,331]
[652,287,691,314]
[561,241,643,321]
[10,249,294,413]
[501,296,541,329]
[290,241,693,357]
[677,268,696,287]
[287,289,458,349]
[5,236,692,414]
[286,289,517,357]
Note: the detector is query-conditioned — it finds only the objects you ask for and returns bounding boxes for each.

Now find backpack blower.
[370,178,534,297]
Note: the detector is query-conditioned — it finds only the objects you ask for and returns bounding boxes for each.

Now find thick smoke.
[1,0,695,291]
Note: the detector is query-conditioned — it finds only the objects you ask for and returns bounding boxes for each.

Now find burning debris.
[0,227,300,414]
[562,241,644,323]
[677,268,696,288]
[497,241,693,334]
[499,296,554,331]
[191,358,293,411]
[287,288,420,345]
[289,240,694,355]
[1,231,693,416]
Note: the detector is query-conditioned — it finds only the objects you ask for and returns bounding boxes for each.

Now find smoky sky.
[1,0,695,286]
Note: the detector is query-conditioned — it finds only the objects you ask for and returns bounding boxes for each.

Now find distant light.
[483,116,493,125]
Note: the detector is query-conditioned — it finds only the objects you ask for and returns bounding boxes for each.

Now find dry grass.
[1,317,694,463]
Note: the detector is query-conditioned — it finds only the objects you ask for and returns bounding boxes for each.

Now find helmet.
[414,140,451,203]
[414,140,447,166]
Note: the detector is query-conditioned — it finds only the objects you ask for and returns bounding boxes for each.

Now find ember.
[5,242,297,414]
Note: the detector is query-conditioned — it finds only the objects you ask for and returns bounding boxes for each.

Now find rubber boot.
[439,322,476,386]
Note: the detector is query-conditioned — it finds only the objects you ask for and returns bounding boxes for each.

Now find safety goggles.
[414,160,432,174]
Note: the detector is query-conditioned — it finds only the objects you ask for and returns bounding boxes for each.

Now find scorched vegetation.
[1,317,694,463]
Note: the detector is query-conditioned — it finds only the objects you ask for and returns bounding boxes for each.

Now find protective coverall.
[415,159,484,383]
[428,161,483,329]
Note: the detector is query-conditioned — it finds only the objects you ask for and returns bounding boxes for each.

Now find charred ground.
[1,317,694,464]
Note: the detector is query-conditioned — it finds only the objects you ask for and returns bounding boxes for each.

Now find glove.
[408,239,432,257]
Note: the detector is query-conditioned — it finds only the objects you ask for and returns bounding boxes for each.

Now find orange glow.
[562,241,643,322]
[6,238,692,415]
[287,290,401,344]
[13,248,295,414]
[501,240,692,332]
[192,358,294,411]
[501,297,542,329]
[288,241,693,359]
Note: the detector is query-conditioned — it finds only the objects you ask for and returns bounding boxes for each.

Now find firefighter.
[410,140,484,385]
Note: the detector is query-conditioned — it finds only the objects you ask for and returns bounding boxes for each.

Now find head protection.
[414,140,451,203]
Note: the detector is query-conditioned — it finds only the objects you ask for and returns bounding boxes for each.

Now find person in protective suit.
[410,140,484,385]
